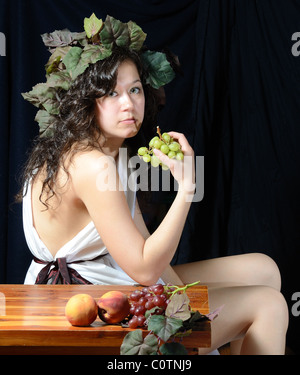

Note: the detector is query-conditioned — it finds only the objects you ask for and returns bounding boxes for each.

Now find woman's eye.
[130,87,141,94]
[108,91,117,97]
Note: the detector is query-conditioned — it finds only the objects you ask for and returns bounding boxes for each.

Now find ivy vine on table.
[120,282,223,355]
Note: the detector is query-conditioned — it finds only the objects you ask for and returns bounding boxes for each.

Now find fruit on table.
[128,283,171,328]
[65,293,98,326]
[127,281,200,328]
[98,291,130,324]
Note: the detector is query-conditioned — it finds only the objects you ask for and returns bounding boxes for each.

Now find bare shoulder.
[70,149,115,175]
[68,149,119,198]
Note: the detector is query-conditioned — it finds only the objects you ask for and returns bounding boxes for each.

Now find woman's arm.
[134,201,184,285]
[71,133,194,285]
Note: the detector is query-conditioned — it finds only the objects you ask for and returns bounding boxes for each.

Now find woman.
[20,15,288,354]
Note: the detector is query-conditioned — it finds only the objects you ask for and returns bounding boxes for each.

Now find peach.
[97,291,130,324]
[65,293,98,326]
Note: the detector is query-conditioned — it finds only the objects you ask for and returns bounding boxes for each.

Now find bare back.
[31,162,92,257]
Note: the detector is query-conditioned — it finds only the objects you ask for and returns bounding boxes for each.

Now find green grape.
[176,152,184,161]
[160,144,169,154]
[153,139,163,149]
[162,133,171,143]
[143,154,151,163]
[168,150,176,159]
[151,155,160,167]
[138,127,184,168]
[138,147,148,156]
[149,136,159,148]
[169,142,180,152]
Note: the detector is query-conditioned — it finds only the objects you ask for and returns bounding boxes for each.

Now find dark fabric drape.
[1,0,300,352]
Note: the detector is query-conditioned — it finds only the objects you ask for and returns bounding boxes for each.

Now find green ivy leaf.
[165,292,191,321]
[80,44,112,65]
[181,310,209,334]
[21,83,56,108]
[84,13,103,39]
[147,315,183,342]
[45,55,61,75]
[47,71,72,91]
[41,29,74,49]
[45,46,72,75]
[141,50,175,89]
[128,21,147,51]
[71,31,88,45]
[160,342,188,355]
[100,15,129,50]
[63,47,82,71]
[63,47,88,80]
[34,110,55,137]
[63,45,112,81]
[120,330,158,355]
[42,98,59,115]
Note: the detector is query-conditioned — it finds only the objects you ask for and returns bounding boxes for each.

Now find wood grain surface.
[0,284,210,355]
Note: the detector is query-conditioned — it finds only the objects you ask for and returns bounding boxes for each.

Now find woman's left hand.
[153,131,195,194]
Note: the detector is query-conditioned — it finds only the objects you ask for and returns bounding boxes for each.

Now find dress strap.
[33,256,103,284]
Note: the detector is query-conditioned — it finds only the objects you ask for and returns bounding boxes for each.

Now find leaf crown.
[22,14,177,137]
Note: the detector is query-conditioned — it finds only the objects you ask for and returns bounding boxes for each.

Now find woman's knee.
[255,286,289,330]
[245,253,282,290]
[207,284,288,352]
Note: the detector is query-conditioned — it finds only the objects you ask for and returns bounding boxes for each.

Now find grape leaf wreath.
[22,13,176,137]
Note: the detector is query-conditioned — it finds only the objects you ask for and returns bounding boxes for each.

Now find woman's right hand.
[153,131,195,195]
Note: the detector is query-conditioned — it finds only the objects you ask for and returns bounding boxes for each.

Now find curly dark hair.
[17,47,160,208]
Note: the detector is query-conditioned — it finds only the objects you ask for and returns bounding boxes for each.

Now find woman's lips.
[120,118,136,124]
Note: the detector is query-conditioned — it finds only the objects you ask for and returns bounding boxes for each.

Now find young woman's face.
[95,59,145,144]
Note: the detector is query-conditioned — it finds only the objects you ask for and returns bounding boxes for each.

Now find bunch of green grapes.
[138,127,184,169]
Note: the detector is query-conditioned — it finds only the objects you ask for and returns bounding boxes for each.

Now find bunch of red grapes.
[128,284,172,329]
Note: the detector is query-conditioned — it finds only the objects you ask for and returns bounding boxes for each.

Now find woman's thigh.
[168,254,288,354]
[197,284,288,354]
[172,253,281,290]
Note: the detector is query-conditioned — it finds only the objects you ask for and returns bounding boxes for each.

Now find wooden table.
[0,284,210,355]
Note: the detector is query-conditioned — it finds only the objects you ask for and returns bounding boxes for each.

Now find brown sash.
[33,255,104,284]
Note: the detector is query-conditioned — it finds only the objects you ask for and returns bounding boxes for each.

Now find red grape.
[153,295,165,307]
[127,283,175,329]
[154,307,164,315]
[128,316,139,328]
[152,284,164,295]
[135,305,146,316]
[145,299,155,310]
[130,290,143,301]
[129,305,136,315]
[138,297,148,307]
[137,315,146,326]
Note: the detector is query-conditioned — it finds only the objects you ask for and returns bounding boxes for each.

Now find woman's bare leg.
[173,253,282,291]
[197,285,288,354]
[171,253,288,354]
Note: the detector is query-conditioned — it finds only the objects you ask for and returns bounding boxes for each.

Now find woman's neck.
[98,135,124,161]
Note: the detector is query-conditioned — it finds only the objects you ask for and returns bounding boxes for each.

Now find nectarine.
[98,291,130,324]
[65,294,98,326]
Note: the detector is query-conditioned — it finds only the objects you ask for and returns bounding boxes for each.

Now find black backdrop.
[1,0,300,353]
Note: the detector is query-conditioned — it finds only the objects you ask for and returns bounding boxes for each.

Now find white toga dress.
[23,150,163,285]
